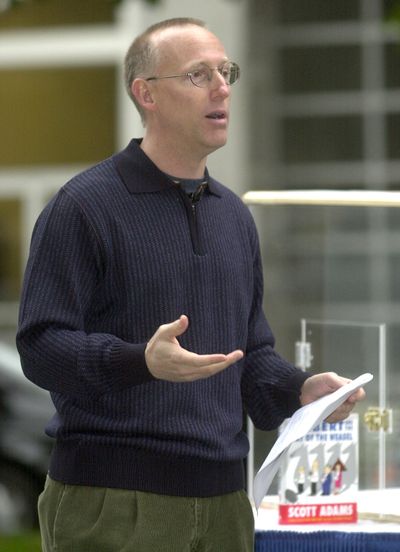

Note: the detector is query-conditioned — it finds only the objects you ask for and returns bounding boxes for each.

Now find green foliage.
[0,532,41,552]
[387,3,400,25]
[1,0,161,11]
[108,0,162,4]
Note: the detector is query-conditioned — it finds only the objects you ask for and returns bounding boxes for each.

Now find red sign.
[279,502,358,524]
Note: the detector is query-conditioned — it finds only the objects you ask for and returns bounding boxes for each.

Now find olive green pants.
[38,476,254,552]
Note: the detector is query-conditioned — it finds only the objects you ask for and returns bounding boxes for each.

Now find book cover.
[278,413,359,524]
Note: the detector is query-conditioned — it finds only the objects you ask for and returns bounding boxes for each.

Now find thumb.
[161,315,189,339]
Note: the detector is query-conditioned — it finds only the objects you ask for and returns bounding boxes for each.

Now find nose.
[211,70,230,97]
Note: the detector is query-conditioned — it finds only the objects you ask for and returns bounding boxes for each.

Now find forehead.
[153,26,227,69]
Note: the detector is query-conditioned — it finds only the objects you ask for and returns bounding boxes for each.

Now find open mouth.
[206,111,226,120]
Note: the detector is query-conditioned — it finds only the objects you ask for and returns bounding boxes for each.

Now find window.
[280,45,361,94]
[282,115,363,163]
[0,199,22,301]
[0,67,116,166]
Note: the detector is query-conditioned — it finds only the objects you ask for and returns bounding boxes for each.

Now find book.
[253,372,373,510]
[278,413,359,524]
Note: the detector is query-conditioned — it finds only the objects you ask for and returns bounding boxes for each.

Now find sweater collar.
[113,138,221,197]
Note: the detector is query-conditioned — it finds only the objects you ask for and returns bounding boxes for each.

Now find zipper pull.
[191,183,207,205]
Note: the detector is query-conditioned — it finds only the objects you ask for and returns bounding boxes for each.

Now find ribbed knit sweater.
[17,139,309,497]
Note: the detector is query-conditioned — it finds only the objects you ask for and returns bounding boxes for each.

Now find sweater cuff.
[109,342,156,387]
[283,369,312,413]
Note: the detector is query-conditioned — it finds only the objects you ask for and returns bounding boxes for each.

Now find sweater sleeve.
[240,215,310,430]
[16,190,155,398]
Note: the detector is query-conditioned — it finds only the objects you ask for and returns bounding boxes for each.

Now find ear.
[131,78,157,114]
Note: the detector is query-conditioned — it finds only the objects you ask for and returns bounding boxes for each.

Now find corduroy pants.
[38,476,255,552]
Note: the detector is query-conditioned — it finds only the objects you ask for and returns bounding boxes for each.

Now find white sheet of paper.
[253,372,373,509]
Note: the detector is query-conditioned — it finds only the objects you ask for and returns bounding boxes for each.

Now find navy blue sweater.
[17,139,308,497]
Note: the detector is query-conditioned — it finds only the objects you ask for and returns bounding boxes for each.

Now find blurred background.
[0,0,399,544]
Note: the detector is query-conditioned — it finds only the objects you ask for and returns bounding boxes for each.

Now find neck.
[140,134,207,180]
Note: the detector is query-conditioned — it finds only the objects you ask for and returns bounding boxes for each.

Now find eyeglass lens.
[190,62,240,87]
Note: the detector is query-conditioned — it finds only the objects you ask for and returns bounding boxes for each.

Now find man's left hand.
[300,372,366,423]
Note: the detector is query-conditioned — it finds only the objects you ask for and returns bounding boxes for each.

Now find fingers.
[145,315,244,382]
[182,349,243,368]
[318,372,351,393]
[301,371,367,424]
[301,372,355,406]
[325,399,355,423]
[324,387,366,423]
[167,348,244,381]
[347,387,366,403]
[158,315,189,340]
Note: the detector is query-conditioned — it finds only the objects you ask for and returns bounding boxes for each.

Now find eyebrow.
[185,58,229,70]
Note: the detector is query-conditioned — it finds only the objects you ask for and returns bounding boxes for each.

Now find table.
[255,530,400,551]
[254,490,400,552]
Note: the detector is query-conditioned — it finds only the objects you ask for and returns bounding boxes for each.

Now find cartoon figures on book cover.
[279,414,358,524]
[295,459,345,498]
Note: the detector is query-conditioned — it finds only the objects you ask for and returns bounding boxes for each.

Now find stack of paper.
[253,373,374,509]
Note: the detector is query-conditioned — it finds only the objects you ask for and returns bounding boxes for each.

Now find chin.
[208,135,228,151]
[204,142,227,157]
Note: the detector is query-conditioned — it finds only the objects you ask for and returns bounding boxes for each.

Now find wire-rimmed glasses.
[145,61,240,88]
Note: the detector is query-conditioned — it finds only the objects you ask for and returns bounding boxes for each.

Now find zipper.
[191,202,197,230]
[178,184,207,256]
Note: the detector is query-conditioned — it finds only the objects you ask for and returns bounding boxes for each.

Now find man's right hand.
[145,315,243,382]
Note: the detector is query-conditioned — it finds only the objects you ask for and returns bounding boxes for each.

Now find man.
[16,18,364,552]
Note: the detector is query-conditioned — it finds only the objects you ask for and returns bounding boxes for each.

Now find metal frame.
[243,189,400,207]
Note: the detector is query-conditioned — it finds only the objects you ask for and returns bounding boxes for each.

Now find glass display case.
[244,190,400,519]
[294,318,392,493]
